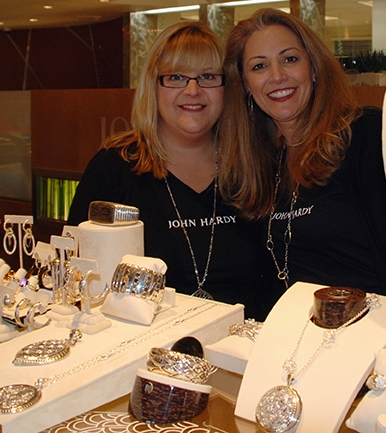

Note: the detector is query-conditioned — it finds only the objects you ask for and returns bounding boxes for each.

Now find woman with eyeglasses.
[68,21,277,320]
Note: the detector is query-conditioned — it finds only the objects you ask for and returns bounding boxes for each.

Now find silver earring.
[22,220,35,256]
[248,93,254,117]
[3,220,17,255]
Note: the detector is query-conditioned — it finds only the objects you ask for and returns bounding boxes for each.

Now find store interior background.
[0,0,385,270]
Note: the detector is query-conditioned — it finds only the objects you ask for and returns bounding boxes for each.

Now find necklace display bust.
[235,282,386,433]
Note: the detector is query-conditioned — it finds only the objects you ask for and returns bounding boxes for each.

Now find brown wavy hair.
[218,8,360,220]
[102,21,224,178]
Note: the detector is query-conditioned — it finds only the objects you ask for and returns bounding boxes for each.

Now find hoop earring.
[22,220,35,256]
[3,220,17,255]
[247,93,255,117]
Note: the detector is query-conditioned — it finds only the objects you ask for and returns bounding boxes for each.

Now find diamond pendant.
[0,384,41,413]
[13,329,82,366]
[255,384,302,433]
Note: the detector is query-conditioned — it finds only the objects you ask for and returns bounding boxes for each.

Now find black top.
[68,147,280,320]
[269,108,386,295]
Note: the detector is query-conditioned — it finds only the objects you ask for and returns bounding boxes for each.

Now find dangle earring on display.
[3,220,17,255]
[22,220,35,256]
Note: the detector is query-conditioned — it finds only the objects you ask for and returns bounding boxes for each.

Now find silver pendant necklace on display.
[0,303,216,414]
[164,171,217,300]
[266,146,299,290]
[255,293,381,433]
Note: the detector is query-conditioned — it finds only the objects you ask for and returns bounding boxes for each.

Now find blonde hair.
[103,21,224,178]
[218,8,360,220]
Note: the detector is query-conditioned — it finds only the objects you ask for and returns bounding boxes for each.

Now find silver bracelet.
[88,201,139,226]
[228,318,264,342]
[111,263,165,304]
[147,347,217,384]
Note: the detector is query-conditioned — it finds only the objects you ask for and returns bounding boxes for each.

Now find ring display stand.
[235,282,386,433]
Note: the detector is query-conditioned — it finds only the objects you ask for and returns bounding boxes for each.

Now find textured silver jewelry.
[14,298,32,328]
[78,269,109,303]
[13,329,82,366]
[147,347,217,384]
[111,263,165,304]
[22,220,35,256]
[26,301,51,330]
[366,373,386,391]
[88,201,139,225]
[229,318,264,342]
[255,293,381,433]
[0,303,216,413]
[3,220,17,255]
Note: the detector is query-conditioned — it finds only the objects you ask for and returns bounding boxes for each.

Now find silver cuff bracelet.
[88,201,139,226]
[147,347,217,384]
[110,263,165,304]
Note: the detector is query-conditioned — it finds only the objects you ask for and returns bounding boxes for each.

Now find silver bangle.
[147,347,217,384]
[228,318,264,342]
[366,373,386,391]
[88,201,139,226]
[110,263,165,304]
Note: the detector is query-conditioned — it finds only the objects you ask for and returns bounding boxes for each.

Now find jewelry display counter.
[39,368,359,433]
[0,295,243,433]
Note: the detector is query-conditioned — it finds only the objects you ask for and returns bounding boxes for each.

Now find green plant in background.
[338,50,386,73]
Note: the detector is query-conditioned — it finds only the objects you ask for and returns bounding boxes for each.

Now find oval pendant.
[13,329,82,366]
[0,384,41,413]
[255,385,302,433]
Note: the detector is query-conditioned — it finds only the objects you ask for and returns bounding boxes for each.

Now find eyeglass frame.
[158,74,225,88]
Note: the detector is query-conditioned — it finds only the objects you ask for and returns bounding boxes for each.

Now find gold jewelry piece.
[111,263,165,304]
[0,385,41,414]
[13,329,82,366]
[147,347,217,384]
[229,318,264,342]
[366,373,386,391]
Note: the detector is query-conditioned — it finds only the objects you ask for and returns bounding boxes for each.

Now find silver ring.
[111,263,165,304]
[147,347,217,384]
[228,318,264,342]
[26,302,51,330]
[366,373,386,391]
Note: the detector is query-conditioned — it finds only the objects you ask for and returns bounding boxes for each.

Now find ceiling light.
[219,0,284,7]
[357,1,373,6]
[29,18,38,22]
[141,5,200,15]
[43,5,52,9]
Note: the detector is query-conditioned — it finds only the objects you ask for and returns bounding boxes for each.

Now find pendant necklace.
[0,302,216,414]
[165,165,218,300]
[266,146,299,290]
[255,293,381,433]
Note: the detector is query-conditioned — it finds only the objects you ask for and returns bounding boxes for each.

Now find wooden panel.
[31,88,136,174]
[352,85,385,109]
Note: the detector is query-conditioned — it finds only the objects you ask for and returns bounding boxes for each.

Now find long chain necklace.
[266,146,299,290]
[255,293,381,433]
[0,302,216,414]
[165,172,218,300]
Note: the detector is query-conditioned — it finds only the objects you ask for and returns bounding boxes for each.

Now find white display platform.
[235,282,386,433]
[0,294,243,433]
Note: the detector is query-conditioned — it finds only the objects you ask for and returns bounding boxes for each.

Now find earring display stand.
[235,281,386,433]
[4,215,34,270]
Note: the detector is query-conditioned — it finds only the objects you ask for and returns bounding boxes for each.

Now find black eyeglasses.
[159,73,225,88]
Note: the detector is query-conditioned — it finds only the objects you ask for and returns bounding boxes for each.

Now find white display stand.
[235,282,386,433]
[0,294,243,433]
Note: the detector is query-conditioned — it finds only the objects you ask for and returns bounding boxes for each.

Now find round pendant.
[13,329,82,366]
[0,384,41,413]
[255,385,302,433]
[13,339,71,365]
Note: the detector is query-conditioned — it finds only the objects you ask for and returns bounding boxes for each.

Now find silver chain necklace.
[0,302,216,414]
[266,146,299,290]
[165,174,217,300]
[256,293,381,433]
